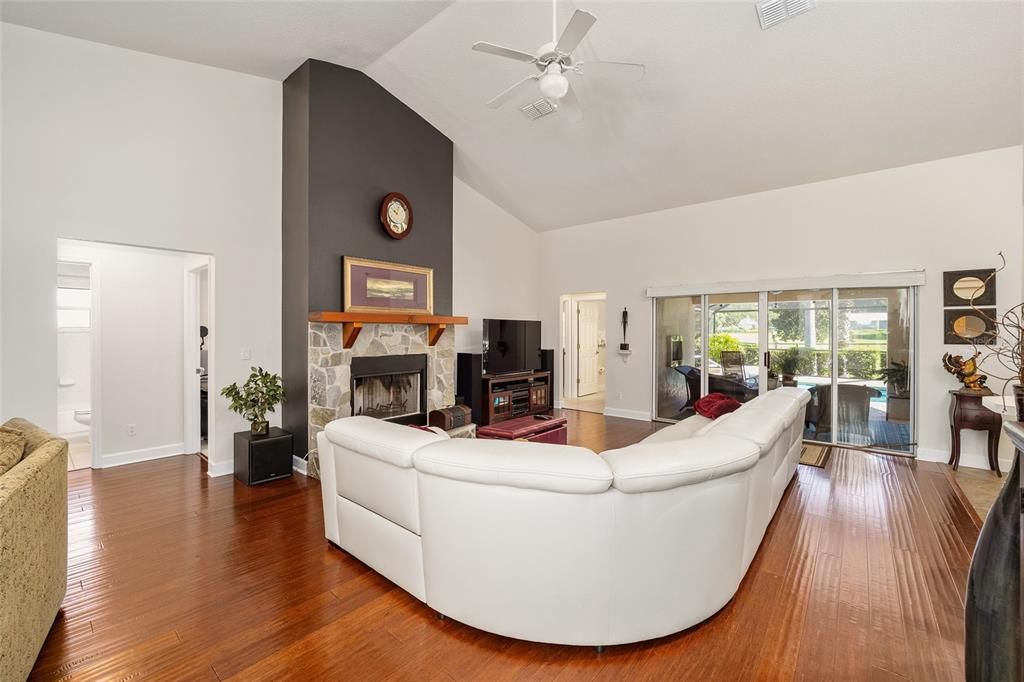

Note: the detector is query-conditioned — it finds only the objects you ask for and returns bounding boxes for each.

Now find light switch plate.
[240,348,251,360]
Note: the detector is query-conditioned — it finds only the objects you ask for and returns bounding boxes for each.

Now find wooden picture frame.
[943,268,996,307]
[343,256,433,315]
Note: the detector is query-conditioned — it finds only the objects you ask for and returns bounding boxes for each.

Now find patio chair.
[720,351,746,382]
[812,384,882,445]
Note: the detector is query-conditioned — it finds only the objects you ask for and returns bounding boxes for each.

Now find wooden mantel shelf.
[308,312,469,349]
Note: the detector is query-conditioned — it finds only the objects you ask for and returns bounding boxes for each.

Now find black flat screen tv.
[482,319,542,375]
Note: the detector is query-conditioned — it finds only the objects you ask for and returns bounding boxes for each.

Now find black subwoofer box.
[234,427,293,485]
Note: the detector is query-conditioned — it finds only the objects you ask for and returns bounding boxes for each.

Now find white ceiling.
[0,1,455,78]
[3,1,1021,231]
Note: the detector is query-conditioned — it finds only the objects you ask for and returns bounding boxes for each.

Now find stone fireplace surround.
[307,321,455,479]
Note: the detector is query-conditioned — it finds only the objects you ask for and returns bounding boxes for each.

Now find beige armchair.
[0,418,68,681]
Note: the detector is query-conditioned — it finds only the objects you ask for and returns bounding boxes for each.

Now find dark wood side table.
[948,389,1002,476]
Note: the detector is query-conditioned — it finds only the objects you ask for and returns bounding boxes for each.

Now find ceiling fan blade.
[557,83,584,123]
[472,41,537,63]
[486,74,539,109]
[576,60,646,82]
[555,10,596,55]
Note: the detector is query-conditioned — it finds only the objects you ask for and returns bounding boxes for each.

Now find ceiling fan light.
[539,71,569,100]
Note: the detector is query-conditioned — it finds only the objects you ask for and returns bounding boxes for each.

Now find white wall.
[452,177,541,352]
[59,240,187,462]
[539,147,1024,465]
[1,24,282,476]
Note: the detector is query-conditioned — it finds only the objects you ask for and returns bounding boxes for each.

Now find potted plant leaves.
[221,366,285,435]
[876,360,910,422]
[778,348,801,387]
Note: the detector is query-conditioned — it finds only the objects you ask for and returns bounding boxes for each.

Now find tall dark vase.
[965,450,1021,681]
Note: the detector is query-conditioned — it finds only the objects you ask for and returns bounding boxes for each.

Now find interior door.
[577,300,602,396]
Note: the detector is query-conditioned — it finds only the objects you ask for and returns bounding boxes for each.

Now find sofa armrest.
[323,416,445,469]
[600,435,760,493]
[0,439,68,682]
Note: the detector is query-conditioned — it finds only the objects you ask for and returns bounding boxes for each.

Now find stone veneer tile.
[305,322,455,479]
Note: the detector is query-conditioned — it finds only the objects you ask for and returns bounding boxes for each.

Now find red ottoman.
[477,415,568,444]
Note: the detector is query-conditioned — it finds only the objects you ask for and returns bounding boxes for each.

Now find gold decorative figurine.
[942,352,988,392]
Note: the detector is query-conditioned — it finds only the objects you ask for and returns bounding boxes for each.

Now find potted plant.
[778,348,801,387]
[876,360,910,422]
[876,360,910,397]
[221,367,285,436]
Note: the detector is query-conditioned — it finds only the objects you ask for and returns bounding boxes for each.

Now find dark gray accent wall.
[282,61,311,458]
[282,59,454,455]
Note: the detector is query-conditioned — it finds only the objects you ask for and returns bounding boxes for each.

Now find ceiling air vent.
[519,98,556,121]
[756,0,816,30]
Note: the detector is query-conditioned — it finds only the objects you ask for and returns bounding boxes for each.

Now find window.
[57,261,91,331]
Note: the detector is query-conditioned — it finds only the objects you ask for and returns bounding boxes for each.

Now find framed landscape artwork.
[343,256,433,315]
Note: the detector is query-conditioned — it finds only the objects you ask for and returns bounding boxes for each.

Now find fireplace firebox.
[351,355,428,426]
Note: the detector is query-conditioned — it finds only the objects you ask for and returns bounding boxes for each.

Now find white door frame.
[183,259,214,463]
[89,260,102,469]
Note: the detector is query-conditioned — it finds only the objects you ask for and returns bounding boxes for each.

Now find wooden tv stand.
[482,371,552,426]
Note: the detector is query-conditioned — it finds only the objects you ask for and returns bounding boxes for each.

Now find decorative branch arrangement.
[968,252,1024,415]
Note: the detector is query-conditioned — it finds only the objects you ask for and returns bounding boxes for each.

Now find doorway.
[56,260,94,471]
[559,292,607,414]
[55,239,214,470]
[183,259,213,460]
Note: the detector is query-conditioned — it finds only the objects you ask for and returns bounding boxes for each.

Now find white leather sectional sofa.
[318,387,810,647]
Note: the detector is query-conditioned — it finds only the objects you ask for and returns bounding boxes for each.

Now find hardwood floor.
[32,411,979,680]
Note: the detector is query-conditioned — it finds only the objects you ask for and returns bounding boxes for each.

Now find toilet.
[73,409,91,426]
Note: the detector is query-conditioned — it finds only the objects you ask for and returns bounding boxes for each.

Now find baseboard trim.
[917,446,1010,472]
[292,455,308,476]
[101,442,186,468]
[207,459,233,478]
[603,407,652,422]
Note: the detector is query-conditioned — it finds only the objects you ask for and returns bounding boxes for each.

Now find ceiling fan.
[471,0,645,116]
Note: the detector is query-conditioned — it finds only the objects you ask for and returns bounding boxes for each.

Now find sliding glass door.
[653,286,916,455]
[833,287,913,453]
[707,293,761,405]
[766,289,832,441]
[654,296,702,420]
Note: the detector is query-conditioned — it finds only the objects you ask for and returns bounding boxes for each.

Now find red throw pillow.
[694,393,742,420]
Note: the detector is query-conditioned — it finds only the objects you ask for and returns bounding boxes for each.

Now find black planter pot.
[965,450,1021,681]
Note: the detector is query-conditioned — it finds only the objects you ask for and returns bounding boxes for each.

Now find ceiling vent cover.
[519,98,556,121]
[756,0,816,30]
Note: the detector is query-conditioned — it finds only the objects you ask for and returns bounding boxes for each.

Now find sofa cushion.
[641,415,712,444]
[0,428,26,476]
[698,409,784,453]
[2,418,53,455]
[324,416,446,469]
[414,439,612,494]
[601,435,761,493]
[739,390,807,424]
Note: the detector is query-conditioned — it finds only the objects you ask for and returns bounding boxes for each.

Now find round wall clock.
[380,192,413,240]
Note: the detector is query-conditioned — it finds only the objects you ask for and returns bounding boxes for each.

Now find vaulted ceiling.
[3,1,1021,231]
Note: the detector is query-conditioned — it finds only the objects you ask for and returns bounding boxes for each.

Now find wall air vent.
[756,0,816,30]
[519,98,556,121]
